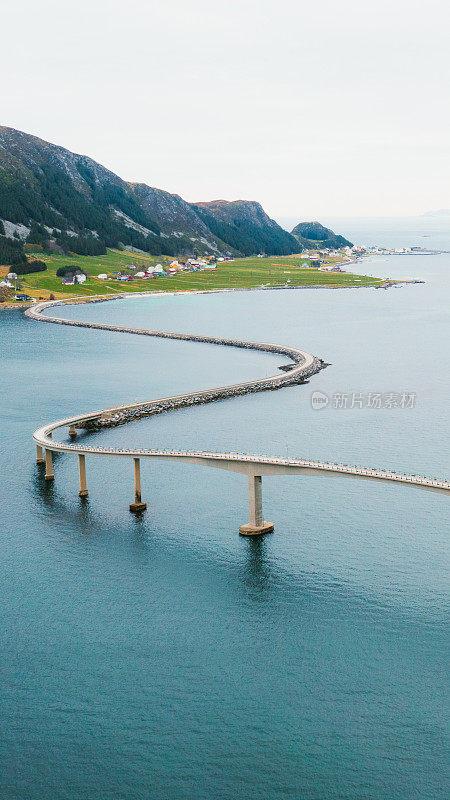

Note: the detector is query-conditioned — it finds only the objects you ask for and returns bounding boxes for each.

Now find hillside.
[128,184,235,254]
[0,127,300,265]
[192,200,300,256]
[291,221,353,249]
[0,126,228,261]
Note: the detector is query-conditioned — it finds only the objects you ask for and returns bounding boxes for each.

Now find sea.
[1,217,449,799]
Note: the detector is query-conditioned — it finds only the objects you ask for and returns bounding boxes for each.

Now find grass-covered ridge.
[2,249,385,302]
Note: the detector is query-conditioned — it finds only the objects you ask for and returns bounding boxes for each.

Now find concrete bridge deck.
[27,296,449,534]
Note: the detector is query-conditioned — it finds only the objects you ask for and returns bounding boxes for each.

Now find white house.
[97,273,108,280]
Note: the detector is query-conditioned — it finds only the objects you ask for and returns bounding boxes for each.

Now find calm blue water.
[1,220,449,799]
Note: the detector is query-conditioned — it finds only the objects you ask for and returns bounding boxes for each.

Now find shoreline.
[0,277,421,312]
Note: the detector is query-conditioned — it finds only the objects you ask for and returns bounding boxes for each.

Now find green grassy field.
[5,249,385,302]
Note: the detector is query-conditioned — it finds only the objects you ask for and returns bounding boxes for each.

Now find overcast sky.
[2,0,449,219]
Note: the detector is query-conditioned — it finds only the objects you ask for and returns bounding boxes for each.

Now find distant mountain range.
[421,209,450,217]
[0,127,350,266]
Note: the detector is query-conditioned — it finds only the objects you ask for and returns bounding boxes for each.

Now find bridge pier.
[239,475,274,536]
[130,457,147,512]
[36,444,45,464]
[45,449,54,481]
[78,454,88,497]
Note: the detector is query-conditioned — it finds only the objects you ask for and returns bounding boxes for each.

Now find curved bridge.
[27,296,449,535]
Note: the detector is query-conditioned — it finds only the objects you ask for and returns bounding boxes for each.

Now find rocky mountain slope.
[0,127,300,263]
[192,200,299,257]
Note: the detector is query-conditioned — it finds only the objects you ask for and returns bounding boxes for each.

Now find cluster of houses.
[317,263,346,273]
[303,244,423,264]
[302,245,353,261]
[95,258,218,283]
[300,247,353,273]
[0,274,35,302]
[0,272,33,301]
[304,243,421,273]
[352,246,415,255]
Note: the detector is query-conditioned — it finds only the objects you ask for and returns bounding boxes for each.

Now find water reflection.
[31,464,101,539]
[31,462,55,507]
[241,535,274,599]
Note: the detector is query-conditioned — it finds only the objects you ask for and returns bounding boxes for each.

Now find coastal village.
[0,255,224,301]
[1,242,423,305]
[0,248,355,302]
[92,256,222,285]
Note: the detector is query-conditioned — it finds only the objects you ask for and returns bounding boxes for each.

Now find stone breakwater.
[90,361,323,431]
[25,297,325,431]
[27,295,450,526]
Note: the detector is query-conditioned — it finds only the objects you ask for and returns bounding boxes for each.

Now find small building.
[97,273,108,280]
[62,270,86,285]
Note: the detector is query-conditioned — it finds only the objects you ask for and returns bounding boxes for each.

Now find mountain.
[0,126,229,260]
[421,209,450,217]
[128,184,231,252]
[192,200,300,257]
[0,127,300,264]
[291,221,353,249]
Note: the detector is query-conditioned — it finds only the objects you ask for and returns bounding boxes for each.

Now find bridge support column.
[45,449,54,481]
[69,426,77,438]
[130,458,147,512]
[36,445,44,464]
[78,454,88,497]
[239,475,274,536]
